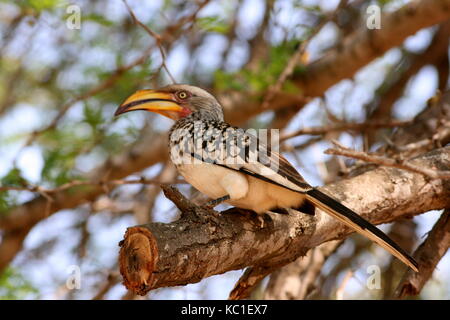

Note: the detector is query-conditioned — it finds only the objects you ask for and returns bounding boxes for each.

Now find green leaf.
[82,13,114,27]
[213,40,301,94]
[0,267,38,300]
[39,128,85,186]
[1,168,27,188]
[0,192,13,214]
[83,103,103,129]
[197,16,229,34]
[26,0,66,11]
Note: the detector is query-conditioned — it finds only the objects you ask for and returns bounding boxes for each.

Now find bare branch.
[92,271,121,300]
[229,266,273,300]
[325,140,450,180]
[0,178,185,194]
[264,240,343,300]
[262,0,349,108]
[280,120,412,142]
[394,209,450,299]
[118,147,450,298]
[122,0,176,84]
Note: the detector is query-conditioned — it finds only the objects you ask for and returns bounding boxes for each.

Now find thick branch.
[118,147,450,297]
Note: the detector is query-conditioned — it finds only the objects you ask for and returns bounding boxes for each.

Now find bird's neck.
[177,108,224,123]
[169,105,225,139]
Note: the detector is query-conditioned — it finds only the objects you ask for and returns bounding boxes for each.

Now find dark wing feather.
[201,124,418,272]
[212,126,311,192]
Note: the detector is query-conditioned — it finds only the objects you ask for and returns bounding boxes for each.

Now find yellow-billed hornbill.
[115,84,419,272]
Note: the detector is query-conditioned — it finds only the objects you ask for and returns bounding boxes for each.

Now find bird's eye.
[177,91,188,99]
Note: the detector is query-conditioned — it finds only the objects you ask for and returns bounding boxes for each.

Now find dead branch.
[263,240,343,300]
[0,177,185,194]
[118,147,450,298]
[394,209,450,299]
[280,120,412,142]
[325,140,450,180]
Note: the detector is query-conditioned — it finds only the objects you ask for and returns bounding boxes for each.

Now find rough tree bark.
[118,147,450,298]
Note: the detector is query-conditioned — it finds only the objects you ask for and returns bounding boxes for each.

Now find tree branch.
[295,0,450,97]
[325,140,450,179]
[394,209,450,299]
[118,147,450,298]
[263,240,343,299]
[280,120,411,142]
[0,177,185,194]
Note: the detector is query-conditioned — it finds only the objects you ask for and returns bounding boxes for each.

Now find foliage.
[197,16,229,34]
[0,168,27,213]
[0,267,38,300]
[214,40,304,93]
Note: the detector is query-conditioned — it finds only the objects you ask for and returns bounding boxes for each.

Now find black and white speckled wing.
[168,118,419,272]
[169,119,311,193]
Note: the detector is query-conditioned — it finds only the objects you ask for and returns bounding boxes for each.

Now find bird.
[114,84,419,272]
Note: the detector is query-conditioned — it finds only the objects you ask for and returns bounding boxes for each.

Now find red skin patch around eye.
[180,107,192,118]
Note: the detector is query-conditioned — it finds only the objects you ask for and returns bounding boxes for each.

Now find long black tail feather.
[306,188,419,272]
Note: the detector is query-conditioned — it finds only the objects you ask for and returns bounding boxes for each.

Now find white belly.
[177,163,305,213]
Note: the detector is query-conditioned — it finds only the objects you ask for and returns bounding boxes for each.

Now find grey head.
[159,84,224,122]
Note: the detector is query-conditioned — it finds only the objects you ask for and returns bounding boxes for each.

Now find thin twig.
[280,120,412,142]
[262,0,349,108]
[123,0,176,84]
[335,270,353,300]
[325,140,450,179]
[17,0,211,151]
[92,271,121,300]
[388,118,450,155]
[0,178,186,194]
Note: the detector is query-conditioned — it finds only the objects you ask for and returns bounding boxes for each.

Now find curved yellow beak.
[114,90,183,120]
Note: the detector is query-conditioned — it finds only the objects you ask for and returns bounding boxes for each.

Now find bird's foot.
[256,214,266,228]
[203,195,231,210]
[192,196,231,224]
[258,216,264,228]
